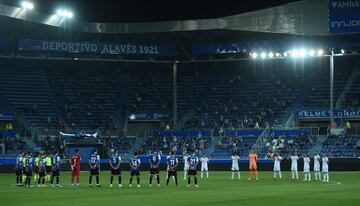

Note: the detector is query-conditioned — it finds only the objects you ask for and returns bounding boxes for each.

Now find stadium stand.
[0,53,359,159]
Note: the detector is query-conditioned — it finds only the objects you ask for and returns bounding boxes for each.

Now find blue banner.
[297,109,360,119]
[128,113,172,120]
[18,39,173,56]
[0,112,14,120]
[329,0,360,33]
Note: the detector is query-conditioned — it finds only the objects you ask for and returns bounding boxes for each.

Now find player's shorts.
[52,170,60,176]
[303,166,310,173]
[39,171,46,177]
[34,166,39,173]
[167,170,177,177]
[72,168,80,176]
[46,166,52,173]
[201,166,208,172]
[90,168,99,176]
[273,165,281,171]
[188,169,197,176]
[249,164,257,170]
[131,169,140,176]
[231,165,239,171]
[111,169,121,176]
[322,166,328,173]
[150,168,159,175]
[16,169,22,176]
[26,170,33,176]
[184,165,189,171]
[291,165,298,171]
[314,165,320,172]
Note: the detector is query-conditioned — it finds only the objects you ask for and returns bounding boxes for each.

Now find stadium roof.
[0,0,301,23]
[0,0,329,35]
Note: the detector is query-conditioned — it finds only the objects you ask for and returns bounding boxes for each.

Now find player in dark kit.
[109,151,122,187]
[51,151,62,187]
[129,152,141,188]
[23,152,34,187]
[88,151,100,187]
[149,150,161,187]
[15,152,24,186]
[166,151,179,186]
[187,150,199,187]
[38,152,47,187]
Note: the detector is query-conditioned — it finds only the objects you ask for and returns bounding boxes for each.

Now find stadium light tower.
[21,1,34,10]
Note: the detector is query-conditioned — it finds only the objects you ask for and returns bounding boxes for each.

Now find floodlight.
[299,49,306,57]
[291,50,299,58]
[21,1,34,10]
[56,9,73,18]
[283,52,288,57]
[251,52,258,59]
[341,49,345,54]
[309,50,315,56]
[317,49,324,56]
[275,52,281,57]
[260,52,267,58]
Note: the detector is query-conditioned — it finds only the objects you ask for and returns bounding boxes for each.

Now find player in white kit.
[231,152,241,180]
[303,154,311,181]
[183,153,189,180]
[290,153,299,180]
[321,154,329,182]
[200,155,209,178]
[313,153,321,181]
[273,153,283,180]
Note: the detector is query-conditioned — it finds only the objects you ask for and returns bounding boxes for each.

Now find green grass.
[0,171,359,206]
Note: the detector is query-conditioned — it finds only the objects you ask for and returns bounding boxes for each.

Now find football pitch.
[0,171,359,206]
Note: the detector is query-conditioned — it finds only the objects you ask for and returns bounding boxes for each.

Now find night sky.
[0,0,301,22]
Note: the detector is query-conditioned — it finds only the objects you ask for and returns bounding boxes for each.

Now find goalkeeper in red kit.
[70,149,81,186]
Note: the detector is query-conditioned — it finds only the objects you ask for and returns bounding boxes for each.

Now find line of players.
[229,151,329,182]
[15,149,204,188]
[15,149,330,188]
[272,152,330,182]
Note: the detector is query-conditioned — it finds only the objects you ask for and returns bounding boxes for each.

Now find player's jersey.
[231,155,240,167]
[70,154,81,169]
[322,157,329,169]
[290,155,299,168]
[16,155,23,170]
[24,156,34,171]
[248,153,258,165]
[34,156,40,167]
[200,157,209,168]
[303,157,310,171]
[46,156,52,167]
[39,156,46,172]
[167,156,178,170]
[89,154,100,169]
[130,157,141,170]
[52,155,61,171]
[149,153,161,168]
[187,155,199,170]
[273,156,282,170]
[183,155,189,169]
[110,154,121,168]
[314,155,321,171]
